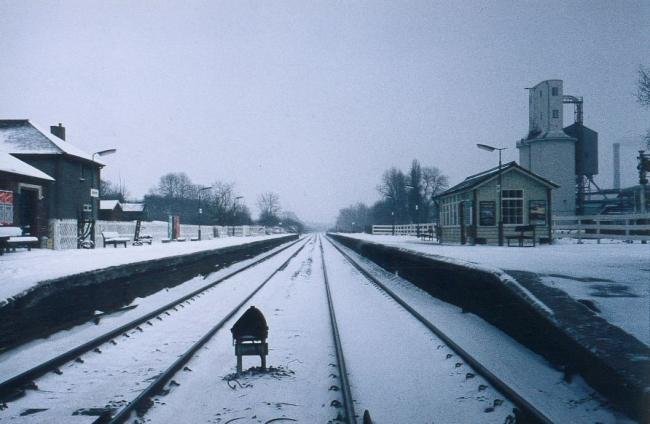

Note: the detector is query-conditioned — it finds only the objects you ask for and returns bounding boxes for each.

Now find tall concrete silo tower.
[517,80,577,215]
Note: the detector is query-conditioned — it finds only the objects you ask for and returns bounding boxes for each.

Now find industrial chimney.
[50,123,65,141]
[613,143,621,190]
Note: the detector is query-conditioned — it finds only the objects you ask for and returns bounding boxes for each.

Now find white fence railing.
[372,223,436,237]
[48,220,274,250]
[553,213,650,242]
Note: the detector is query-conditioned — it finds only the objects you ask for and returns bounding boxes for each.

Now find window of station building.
[552,109,559,118]
[441,195,461,226]
[552,87,558,96]
[502,190,523,225]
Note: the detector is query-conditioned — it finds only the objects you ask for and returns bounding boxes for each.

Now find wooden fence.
[371,223,436,237]
[553,213,650,242]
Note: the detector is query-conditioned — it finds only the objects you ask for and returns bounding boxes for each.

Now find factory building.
[517,80,598,216]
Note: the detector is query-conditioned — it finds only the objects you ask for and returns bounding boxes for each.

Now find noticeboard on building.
[479,201,495,226]
[0,190,13,225]
[529,200,547,225]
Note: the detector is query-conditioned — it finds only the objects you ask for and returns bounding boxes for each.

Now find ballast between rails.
[318,235,357,424]
[106,236,312,424]
[324,235,553,424]
[0,236,304,402]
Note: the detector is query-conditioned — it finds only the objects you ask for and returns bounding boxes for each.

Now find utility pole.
[638,151,649,213]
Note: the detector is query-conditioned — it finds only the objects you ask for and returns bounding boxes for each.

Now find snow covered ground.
[326,237,631,423]
[0,239,306,423]
[0,235,632,423]
[341,234,650,346]
[0,234,287,303]
[0,240,297,383]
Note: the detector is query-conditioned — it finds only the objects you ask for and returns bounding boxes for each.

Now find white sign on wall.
[90,188,99,198]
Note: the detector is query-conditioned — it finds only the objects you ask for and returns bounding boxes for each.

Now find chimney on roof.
[50,123,65,141]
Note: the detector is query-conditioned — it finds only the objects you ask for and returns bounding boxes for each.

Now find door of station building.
[18,188,39,236]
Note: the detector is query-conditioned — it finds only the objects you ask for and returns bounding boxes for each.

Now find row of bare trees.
[335,159,449,232]
[102,171,303,230]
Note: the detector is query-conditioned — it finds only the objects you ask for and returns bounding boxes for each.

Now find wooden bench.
[0,227,38,253]
[419,227,435,241]
[506,225,536,247]
[102,231,130,248]
[7,235,39,251]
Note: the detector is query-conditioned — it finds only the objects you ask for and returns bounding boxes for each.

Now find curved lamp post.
[477,144,507,246]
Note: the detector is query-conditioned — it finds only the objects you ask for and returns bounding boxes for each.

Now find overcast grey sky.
[1,1,648,223]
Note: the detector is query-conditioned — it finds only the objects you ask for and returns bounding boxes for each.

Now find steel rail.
[325,235,553,424]
[106,236,312,424]
[318,235,357,424]
[0,236,303,401]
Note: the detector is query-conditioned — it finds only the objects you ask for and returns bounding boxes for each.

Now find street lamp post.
[91,149,117,190]
[90,149,117,244]
[391,211,395,236]
[477,144,507,246]
[232,196,243,236]
[415,204,419,238]
[197,186,212,240]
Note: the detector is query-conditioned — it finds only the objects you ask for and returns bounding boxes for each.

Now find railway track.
[318,235,356,423]
[0,236,310,423]
[1,233,606,423]
[323,234,553,424]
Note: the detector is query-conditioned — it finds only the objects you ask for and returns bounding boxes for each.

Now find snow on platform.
[0,235,287,304]
[341,234,649,346]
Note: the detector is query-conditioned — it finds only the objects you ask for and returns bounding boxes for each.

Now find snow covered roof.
[99,200,120,210]
[121,202,145,212]
[0,152,55,181]
[0,120,103,165]
[437,162,559,198]
[99,200,144,212]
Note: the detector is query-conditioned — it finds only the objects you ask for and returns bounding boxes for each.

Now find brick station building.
[0,120,103,241]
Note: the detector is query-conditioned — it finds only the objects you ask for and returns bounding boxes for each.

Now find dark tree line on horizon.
[335,159,449,232]
[100,172,305,232]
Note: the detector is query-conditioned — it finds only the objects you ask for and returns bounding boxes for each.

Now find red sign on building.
[0,190,14,225]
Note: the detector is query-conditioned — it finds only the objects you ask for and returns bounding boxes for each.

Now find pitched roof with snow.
[121,202,145,212]
[0,152,55,181]
[0,120,102,165]
[99,200,121,210]
[436,162,559,198]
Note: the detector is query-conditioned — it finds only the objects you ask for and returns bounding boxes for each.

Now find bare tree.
[257,192,281,216]
[637,65,650,106]
[154,172,194,198]
[100,178,129,202]
[257,192,281,225]
[422,166,449,200]
[377,167,409,223]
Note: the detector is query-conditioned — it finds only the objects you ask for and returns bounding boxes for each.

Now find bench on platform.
[419,227,435,241]
[7,235,39,251]
[102,231,130,248]
[506,225,536,247]
[0,227,38,254]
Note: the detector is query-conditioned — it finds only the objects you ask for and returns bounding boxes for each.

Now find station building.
[435,162,558,245]
[0,152,55,234]
[0,120,103,240]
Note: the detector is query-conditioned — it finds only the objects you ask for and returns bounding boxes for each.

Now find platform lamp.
[91,148,117,213]
[232,196,244,236]
[91,149,117,189]
[477,144,507,246]
[198,185,212,240]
